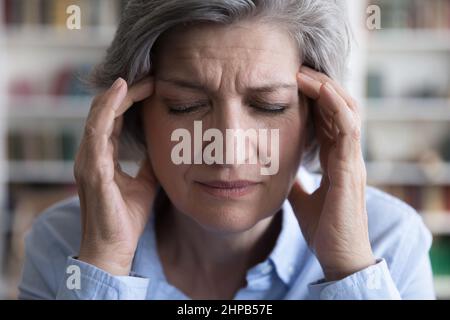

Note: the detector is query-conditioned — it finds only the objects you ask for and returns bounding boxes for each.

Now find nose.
[202,99,259,167]
[211,98,243,131]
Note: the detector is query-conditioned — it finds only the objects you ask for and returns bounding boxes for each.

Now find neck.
[155,195,282,296]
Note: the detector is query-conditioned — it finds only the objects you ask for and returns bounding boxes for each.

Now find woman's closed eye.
[164,98,289,116]
[249,102,287,114]
[167,101,208,114]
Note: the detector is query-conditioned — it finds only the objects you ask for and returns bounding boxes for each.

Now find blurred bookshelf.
[0,0,128,299]
[365,0,450,299]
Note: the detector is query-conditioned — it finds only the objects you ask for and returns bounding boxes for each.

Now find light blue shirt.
[18,169,435,300]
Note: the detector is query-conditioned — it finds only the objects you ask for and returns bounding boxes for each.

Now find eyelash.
[250,104,287,114]
[168,103,287,115]
[168,103,206,114]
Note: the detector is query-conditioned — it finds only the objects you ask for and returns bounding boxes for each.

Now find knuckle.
[73,149,84,181]
[348,97,358,109]
[73,147,111,186]
[350,124,361,141]
[84,123,97,138]
[73,162,81,182]
[91,159,113,181]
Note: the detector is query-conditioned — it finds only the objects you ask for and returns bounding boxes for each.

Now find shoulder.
[19,195,82,299]
[365,185,430,243]
[365,186,432,280]
[28,195,82,254]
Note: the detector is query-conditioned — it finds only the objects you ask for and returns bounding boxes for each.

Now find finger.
[111,115,123,163]
[313,103,335,141]
[299,73,356,138]
[319,83,358,138]
[300,66,358,112]
[297,72,322,100]
[112,114,124,143]
[116,77,154,116]
[297,73,332,117]
[84,77,154,142]
[83,78,127,142]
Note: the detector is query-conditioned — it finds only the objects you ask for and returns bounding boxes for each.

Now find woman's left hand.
[288,66,375,281]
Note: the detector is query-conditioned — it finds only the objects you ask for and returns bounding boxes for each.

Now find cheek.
[275,110,306,182]
[141,100,188,189]
[280,118,304,162]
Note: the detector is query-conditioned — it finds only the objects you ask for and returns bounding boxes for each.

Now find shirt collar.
[131,212,166,280]
[266,199,306,285]
[268,167,321,285]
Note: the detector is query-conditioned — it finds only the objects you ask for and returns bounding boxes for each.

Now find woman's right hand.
[74,77,158,276]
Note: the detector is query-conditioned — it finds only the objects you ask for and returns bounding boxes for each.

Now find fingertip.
[298,74,321,100]
[110,77,127,91]
[300,65,316,74]
[297,72,314,83]
[320,82,338,102]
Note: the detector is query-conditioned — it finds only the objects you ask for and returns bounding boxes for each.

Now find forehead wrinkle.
[157,35,299,96]
[173,45,288,54]
[158,52,297,95]
[172,46,292,63]
[156,76,297,95]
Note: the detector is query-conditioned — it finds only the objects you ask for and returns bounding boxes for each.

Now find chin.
[184,201,268,234]
[189,197,283,235]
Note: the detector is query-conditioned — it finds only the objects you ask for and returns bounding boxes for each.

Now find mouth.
[195,180,261,199]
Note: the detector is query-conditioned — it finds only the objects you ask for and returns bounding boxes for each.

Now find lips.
[195,180,260,198]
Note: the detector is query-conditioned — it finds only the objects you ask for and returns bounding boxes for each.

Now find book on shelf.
[369,0,450,29]
[381,185,450,214]
[4,184,77,299]
[2,0,125,28]
[9,64,93,97]
[8,129,80,162]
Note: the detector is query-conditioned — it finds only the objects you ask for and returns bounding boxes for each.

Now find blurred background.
[0,0,449,299]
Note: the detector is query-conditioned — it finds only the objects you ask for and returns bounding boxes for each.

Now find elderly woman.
[19,0,434,300]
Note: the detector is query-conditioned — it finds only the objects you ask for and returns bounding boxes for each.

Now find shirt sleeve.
[17,200,151,300]
[56,257,149,300]
[308,259,401,299]
[308,209,435,300]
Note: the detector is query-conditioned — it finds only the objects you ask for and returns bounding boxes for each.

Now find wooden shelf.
[364,98,450,122]
[1,26,115,48]
[421,212,450,236]
[7,95,92,120]
[6,160,139,183]
[368,29,450,52]
[366,161,450,186]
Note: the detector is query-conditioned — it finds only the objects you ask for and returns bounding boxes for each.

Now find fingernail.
[111,78,124,90]
[299,73,314,82]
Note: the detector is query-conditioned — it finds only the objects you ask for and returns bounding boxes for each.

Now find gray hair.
[89,0,352,172]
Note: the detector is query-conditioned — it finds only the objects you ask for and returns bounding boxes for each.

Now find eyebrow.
[156,77,297,93]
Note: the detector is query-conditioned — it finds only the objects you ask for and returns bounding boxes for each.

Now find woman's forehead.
[150,21,300,97]
[153,20,299,66]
